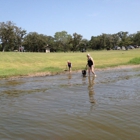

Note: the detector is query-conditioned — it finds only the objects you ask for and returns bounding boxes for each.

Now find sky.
[1,0,140,40]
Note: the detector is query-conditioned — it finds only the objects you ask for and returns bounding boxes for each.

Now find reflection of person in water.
[82,76,86,85]
[67,72,72,85]
[88,76,96,104]
[68,72,72,79]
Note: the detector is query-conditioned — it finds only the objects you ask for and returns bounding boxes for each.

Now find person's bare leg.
[91,66,96,76]
[88,67,91,75]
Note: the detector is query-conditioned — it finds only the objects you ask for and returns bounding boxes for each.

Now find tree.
[117,31,129,46]
[70,33,83,52]
[104,34,119,49]
[23,32,48,52]
[78,39,89,52]
[0,21,26,52]
[89,35,104,50]
[44,36,55,52]
[0,21,14,51]
[111,33,120,48]
[54,31,72,52]
[14,26,26,50]
[133,31,140,46]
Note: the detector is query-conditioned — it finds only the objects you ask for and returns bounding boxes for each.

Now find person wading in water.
[86,54,96,77]
[67,60,72,72]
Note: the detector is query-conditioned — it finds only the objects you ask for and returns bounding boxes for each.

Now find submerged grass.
[0,49,140,78]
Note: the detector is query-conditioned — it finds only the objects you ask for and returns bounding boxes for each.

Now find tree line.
[0,21,140,52]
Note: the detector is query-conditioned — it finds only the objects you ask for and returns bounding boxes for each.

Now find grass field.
[0,49,140,78]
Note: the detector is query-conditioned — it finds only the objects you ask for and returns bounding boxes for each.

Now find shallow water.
[0,68,140,140]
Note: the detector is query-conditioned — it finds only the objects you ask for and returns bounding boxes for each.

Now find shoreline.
[95,64,140,71]
[1,64,140,80]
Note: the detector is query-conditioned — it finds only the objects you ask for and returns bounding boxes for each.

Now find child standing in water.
[86,54,96,77]
[67,60,72,72]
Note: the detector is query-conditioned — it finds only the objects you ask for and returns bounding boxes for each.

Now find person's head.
[87,54,90,58]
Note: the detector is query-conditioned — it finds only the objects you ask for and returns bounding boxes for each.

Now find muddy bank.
[1,64,140,80]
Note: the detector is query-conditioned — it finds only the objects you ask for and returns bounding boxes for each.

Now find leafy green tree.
[89,36,98,50]
[0,21,26,51]
[133,31,140,46]
[44,36,55,52]
[89,35,104,50]
[0,21,14,51]
[23,32,47,52]
[104,34,119,49]
[117,31,129,46]
[14,26,26,50]
[100,33,107,49]
[111,33,120,48]
[78,39,89,52]
[54,31,72,52]
[70,33,83,52]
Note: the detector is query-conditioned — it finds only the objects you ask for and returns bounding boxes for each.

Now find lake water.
[0,67,140,140]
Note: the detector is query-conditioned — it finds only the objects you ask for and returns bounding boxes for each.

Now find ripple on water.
[0,68,140,139]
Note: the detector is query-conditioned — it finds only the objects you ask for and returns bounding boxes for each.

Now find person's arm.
[93,60,95,66]
[86,61,88,69]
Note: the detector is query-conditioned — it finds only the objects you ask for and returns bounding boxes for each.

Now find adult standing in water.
[86,54,96,76]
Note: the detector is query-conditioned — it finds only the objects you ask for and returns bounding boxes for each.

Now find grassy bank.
[0,49,140,78]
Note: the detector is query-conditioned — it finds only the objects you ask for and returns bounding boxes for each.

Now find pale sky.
[1,0,140,40]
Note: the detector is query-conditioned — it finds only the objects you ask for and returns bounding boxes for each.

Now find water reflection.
[88,76,96,104]
[67,72,72,79]
[82,76,86,85]
[67,72,72,85]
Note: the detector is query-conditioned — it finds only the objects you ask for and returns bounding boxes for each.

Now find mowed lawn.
[0,49,140,78]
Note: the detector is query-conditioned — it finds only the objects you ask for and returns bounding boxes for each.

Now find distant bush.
[0,44,2,51]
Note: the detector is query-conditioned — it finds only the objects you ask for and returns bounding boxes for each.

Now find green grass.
[128,57,140,64]
[0,49,140,78]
